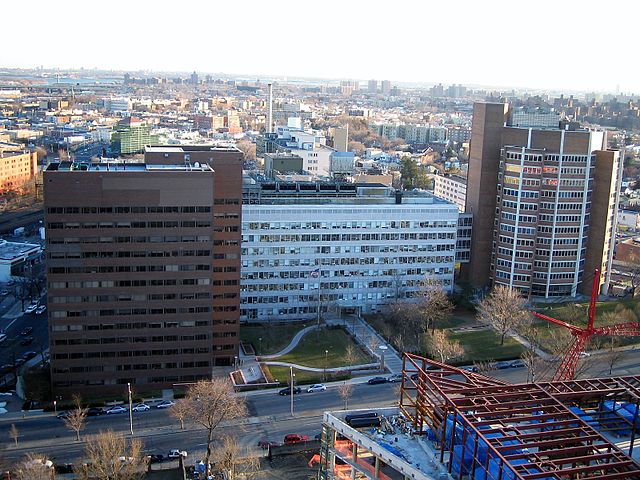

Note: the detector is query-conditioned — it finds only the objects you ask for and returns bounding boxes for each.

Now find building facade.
[240,183,458,322]
[0,148,38,193]
[45,145,243,396]
[464,102,621,297]
[433,174,467,212]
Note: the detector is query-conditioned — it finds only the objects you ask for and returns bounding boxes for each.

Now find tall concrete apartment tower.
[464,103,621,298]
[45,146,243,396]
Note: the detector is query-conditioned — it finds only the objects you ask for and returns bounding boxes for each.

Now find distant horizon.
[3,0,639,94]
[1,65,635,98]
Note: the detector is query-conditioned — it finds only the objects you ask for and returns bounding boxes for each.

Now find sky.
[3,0,639,94]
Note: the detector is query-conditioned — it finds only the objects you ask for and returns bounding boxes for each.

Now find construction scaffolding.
[400,353,640,479]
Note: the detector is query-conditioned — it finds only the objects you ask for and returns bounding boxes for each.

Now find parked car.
[156,400,175,409]
[87,408,104,416]
[145,454,164,464]
[258,439,280,449]
[35,305,46,315]
[24,304,38,314]
[14,358,25,367]
[56,411,71,419]
[460,365,478,373]
[494,361,512,370]
[279,387,302,396]
[0,364,13,374]
[387,373,403,383]
[132,403,150,412]
[306,384,327,393]
[20,336,34,346]
[579,351,591,358]
[283,434,308,444]
[22,351,37,361]
[367,377,387,385]
[167,449,187,459]
[510,360,526,368]
[20,327,33,336]
[105,406,127,415]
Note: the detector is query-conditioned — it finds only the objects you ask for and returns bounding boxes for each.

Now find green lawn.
[275,328,371,368]
[449,329,525,363]
[240,323,308,355]
[268,366,351,386]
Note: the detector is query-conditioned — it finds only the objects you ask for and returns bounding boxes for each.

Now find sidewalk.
[327,316,404,374]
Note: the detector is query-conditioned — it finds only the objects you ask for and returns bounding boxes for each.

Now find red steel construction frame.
[400,353,640,479]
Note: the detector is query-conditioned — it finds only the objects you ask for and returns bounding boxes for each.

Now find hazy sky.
[4,0,639,93]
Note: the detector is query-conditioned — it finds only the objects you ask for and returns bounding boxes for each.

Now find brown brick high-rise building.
[463,103,621,298]
[45,146,242,396]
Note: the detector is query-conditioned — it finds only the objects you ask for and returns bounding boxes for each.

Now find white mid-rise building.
[433,174,467,212]
[240,183,459,322]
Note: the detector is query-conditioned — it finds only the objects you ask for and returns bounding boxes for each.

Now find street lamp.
[127,383,133,435]
[290,366,296,416]
[379,345,388,372]
[258,337,262,355]
[53,400,57,413]
[324,350,329,382]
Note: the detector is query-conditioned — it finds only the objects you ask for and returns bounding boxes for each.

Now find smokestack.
[267,83,273,134]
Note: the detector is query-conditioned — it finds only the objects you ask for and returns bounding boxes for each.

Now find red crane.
[532,269,640,381]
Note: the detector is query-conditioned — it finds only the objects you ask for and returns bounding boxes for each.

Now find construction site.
[317,353,640,480]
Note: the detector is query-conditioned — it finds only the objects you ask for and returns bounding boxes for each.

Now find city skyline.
[3,0,639,94]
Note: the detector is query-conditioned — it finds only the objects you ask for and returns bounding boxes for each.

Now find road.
[0,297,48,382]
[72,142,108,161]
[1,349,640,466]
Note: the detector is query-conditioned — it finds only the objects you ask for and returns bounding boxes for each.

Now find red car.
[283,434,308,445]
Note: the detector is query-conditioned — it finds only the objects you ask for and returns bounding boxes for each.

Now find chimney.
[267,83,273,134]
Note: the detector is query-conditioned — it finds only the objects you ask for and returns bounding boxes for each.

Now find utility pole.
[290,366,295,416]
[127,382,133,435]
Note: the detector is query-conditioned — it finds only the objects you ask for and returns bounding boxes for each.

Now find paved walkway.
[262,361,379,373]
[259,325,319,359]
[327,316,404,374]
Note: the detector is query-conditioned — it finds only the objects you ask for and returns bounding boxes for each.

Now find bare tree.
[77,430,147,480]
[10,278,32,312]
[473,359,495,375]
[11,453,53,480]
[182,379,248,477]
[344,345,358,367]
[212,435,260,480]
[9,424,18,446]
[424,330,464,364]
[476,285,530,345]
[603,338,626,375]
[64,394,88,441]
[337,383,354,410]
[417,283,454,335]
[236,139,257,161]
[627,252,640,298]
[170,398,190,430]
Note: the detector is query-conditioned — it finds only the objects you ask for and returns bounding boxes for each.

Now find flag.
[310,268,320,278]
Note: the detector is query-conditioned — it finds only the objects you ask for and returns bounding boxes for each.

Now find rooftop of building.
[145,144,241,153]
[45,161,214,173]
[0,240,41,262]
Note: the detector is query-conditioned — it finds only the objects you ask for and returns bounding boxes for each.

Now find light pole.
[127,383,133,435]
[53,400,57,413]
[258,337,262,355]
[290,366,296,416]
[324,349,329,382]
[379,345,388,372]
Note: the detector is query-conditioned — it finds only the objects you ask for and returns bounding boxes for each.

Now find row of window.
[51,292,215,303]
[245,232,456,243]
[49,278,238,289]
[501,212,537,223]
[49,264,214,275]
[51,306,214,319]
[49,235,212,245]
[245,220,456,230]
[47,220,214,230]
[49,250,214,260]
[502,188,539,198]
[500,224,536,235]
[47,206,213,214]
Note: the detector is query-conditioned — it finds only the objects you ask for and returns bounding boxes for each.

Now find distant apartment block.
[0,147,37,193]
[110,117,159,155]
[367,79,377,93]
[45,145,243,396]
[240,182,458,322]
[381,80,391,95]
[103,97,131,113]
[463,102,621,297]
[433,174,467,212]
[370,124,448,144]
